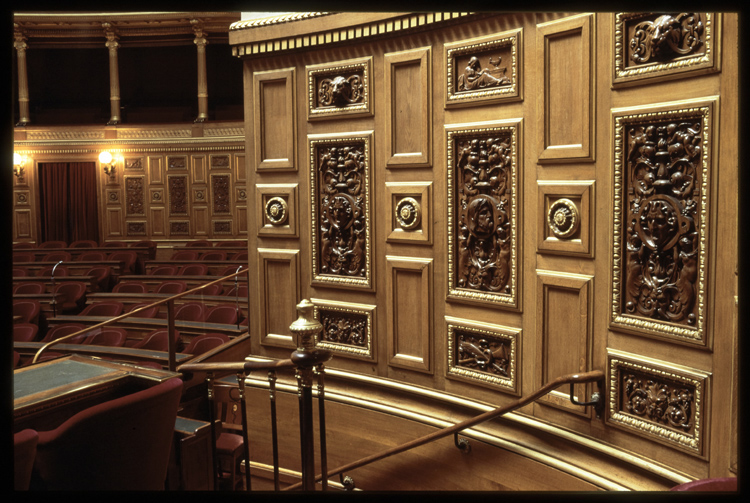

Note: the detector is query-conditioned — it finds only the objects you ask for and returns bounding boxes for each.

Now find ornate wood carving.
[264,196,288,226]
[127,221,146,235]
[395,197,421,231]
[629,14,705,65]
[211,174,230,214]
[312,299,375,360]
[257,183,298,238]
[168,156,187,169]
[608,350,709,457]
[125,157,143,170]
[307,57,372,120]
[125,176,144,215]
[211,154,230,168]
[309,133,372,289]
[611,100,713,344]
[214,220,232,234]
[168,175,188,215]
[447,121,519,308]
[547,198,579,239]
[446,317,518,394]
[170,221,189,235]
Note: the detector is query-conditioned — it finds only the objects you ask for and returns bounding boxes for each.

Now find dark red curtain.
[38,162,99,244]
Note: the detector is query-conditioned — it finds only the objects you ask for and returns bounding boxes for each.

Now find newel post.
[289,299,332,491]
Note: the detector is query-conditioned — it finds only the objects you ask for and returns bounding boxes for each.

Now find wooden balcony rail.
[30,266,250,369]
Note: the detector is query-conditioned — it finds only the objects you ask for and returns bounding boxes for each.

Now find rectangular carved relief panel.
[211,174,231,215]
[125,176,145,216]
[312,298,375,361]
[446,119,521,309]
[309,131,373,290]
[446,316,519,395]
[613,13,720,87]
[611,98,715,345]
[306,56,372,120]
[607,350,710,457]
[168,175,188,216]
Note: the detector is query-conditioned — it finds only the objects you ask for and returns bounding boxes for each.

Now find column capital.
[103,22,119,48]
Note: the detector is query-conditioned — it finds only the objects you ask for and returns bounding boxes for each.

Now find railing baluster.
[268,370,281,491]
[237,370,251,491]
[315,364,328,491]
[205,372,220,491]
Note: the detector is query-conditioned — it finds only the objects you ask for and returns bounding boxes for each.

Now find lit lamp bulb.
[13,152,26,178]
[99,151,116,178]
[99,151,113,164]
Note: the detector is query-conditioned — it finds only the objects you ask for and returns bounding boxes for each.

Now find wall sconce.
[99,151,117,180]
[13,152,26,178]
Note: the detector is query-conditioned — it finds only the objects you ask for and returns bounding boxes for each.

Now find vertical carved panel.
[537,13,594,162]
[106,207,123,237]
[258,248,300,348]
[446,120,520,309]
[309,132,373,290]
[192,155,207,183]
[536,271,593,414]
[312,298,375,361]
[386,256,432,373]
[611,98,714,344]
[253,68,296,171]
[608,350,709,457]
[614,13,720,86]
[125,176,144,215]
[211,174,231,214]
[168,175,188,216]
[384,47,431,167]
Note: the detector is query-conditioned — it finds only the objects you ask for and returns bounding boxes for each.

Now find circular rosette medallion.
[547,198,580,239]
[265,196,288,226]
[395,197,421,230]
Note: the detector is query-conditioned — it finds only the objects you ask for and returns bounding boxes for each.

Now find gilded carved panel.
[611,99,714,344]
[168,175,188,216]
[306,57,372,120]
[125,176,144,216]
[607,350,710,457]
[312,298,375,361]
[446,316,519,394]
[211,174,231,215]
[614,13,720,86]
[309,132,373,290]
[446,120,520,309]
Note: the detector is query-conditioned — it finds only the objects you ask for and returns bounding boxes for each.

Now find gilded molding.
[607,350,709,457]
[312,298,375,360]
[307,57,372,120]
[547,198,579,239]
[610,99,714,344]
[446,316,519,394]
[395,197,422,231]
[446,120,520,309]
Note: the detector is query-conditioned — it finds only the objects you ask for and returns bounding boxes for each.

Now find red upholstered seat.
[13,242,35,249]
[39,240,67,249]
[69,240,98,248]
[199,283,223,296]
[218,265,245,278]
[178,263,209,276]
[36,264,68,278]
[174,302,205,322]
[76,251,107,261]
[223,284,248,298]
[84,327,128,347]
[42,251,71,262]
[13,252,36,263]
[14,429,39,490]
[127,329,180,351]
[107,250,138,275]
[32,377,183,490]
[155,280,188,295]
[14,267,28,277]
[230,251,248,261]
[13,281,46,295]
[204,305,239,325]
[183,332,230,355]
[171,250,199,261]
[131,240,157,260]
[149,265,178,275]
[113,280,148,294]
[85,266,112,291]
[13,299,41,324]
[41,323,88,344]
[186,239,212,247]
[79,301,124,317]
[126,302,160,318]
[52,281,87,313]
[199,251,227,261]
[671,477,738,492]
[14,323,39,342]
[101,241,127,247]
[216,430,244,490]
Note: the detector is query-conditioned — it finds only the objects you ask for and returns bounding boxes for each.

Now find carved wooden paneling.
[235,153,246,183]
[167,156,187,170]
[258,248,300,348]
[253,68,296,171]
[607,349,710,458]
[237,206,248,235]
[213,220,232,235]
[536,13,594,162]
[148,156,164,184]
[444,28,522,107]
[386,256,432,373]
[150,207,165,237]
[537,181,594,257]
[312,298,375,361]
[127,221,146,236]
[386,182,431,244]
[446,119,521,309]
[306,56,372,120]
[14,209,33,239]
[536,271,593,415]
[445,316,519,395]
[611,98,715,345]
[125,156,143,171]
[125,176,145,216]
[168,175,188,216]
[106,207,123,237]
[170,221,189,236]
[192,155,207,183]
[211,174,231,215]
[309,131,373,290]
[384,47,431,167]
[256,183,298,238]
[210,154,230,169]
[194,206,209,236]
[613,13,720,87]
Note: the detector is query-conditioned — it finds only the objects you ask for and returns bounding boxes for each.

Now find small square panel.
[537,181,594,257]
[307,57,373,120]
[256,183,298,238]
[386,182,432,244]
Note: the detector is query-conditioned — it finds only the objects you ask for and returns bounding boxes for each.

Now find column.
[103,22,121,125]
[14,25,31,126]
[192,19,209,123]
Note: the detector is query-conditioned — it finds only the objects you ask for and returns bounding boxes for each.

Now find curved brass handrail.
[283,369,605,491]
[177,358,297,374]
[31,267,249,365]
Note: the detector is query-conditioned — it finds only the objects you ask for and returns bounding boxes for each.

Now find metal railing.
[30,266,250,367]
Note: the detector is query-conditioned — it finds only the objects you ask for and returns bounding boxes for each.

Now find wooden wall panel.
[148,156,164,184]
[14,209,33,239]
[193,206,209,236]
[258,248,300,348]
[253,68,296,171]
[386,256,432,373]
[106,207,123,237]
[536,271,593,415]
[536,13,594,162]
[384,47,431,167]
[150,207,165,237]
[192,155,207,184]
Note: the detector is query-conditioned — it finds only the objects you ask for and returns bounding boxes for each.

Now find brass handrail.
[31,267,249,366]
[284,369,605,491]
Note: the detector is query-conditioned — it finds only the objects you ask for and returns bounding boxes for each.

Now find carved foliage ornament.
[313,301,374,359]
[310,136,372,289]
[447,124,518,308]
[630,13,704,65]
[612,102,711,343]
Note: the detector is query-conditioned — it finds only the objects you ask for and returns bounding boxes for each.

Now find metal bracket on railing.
[569,383,603,419]
[339,473,355,491]
[454,433,471,454]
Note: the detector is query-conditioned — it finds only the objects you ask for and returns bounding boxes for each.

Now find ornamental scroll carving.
[623,373,694,434]
[310,136,372,289]
[630,13,705,65]
[456,332,510,377]
[319,310,368,348]
[447,125,518,308]
[168,176,187,215]
[623,120,702,327]
[125,177,144,215]
[317,74,364,108]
